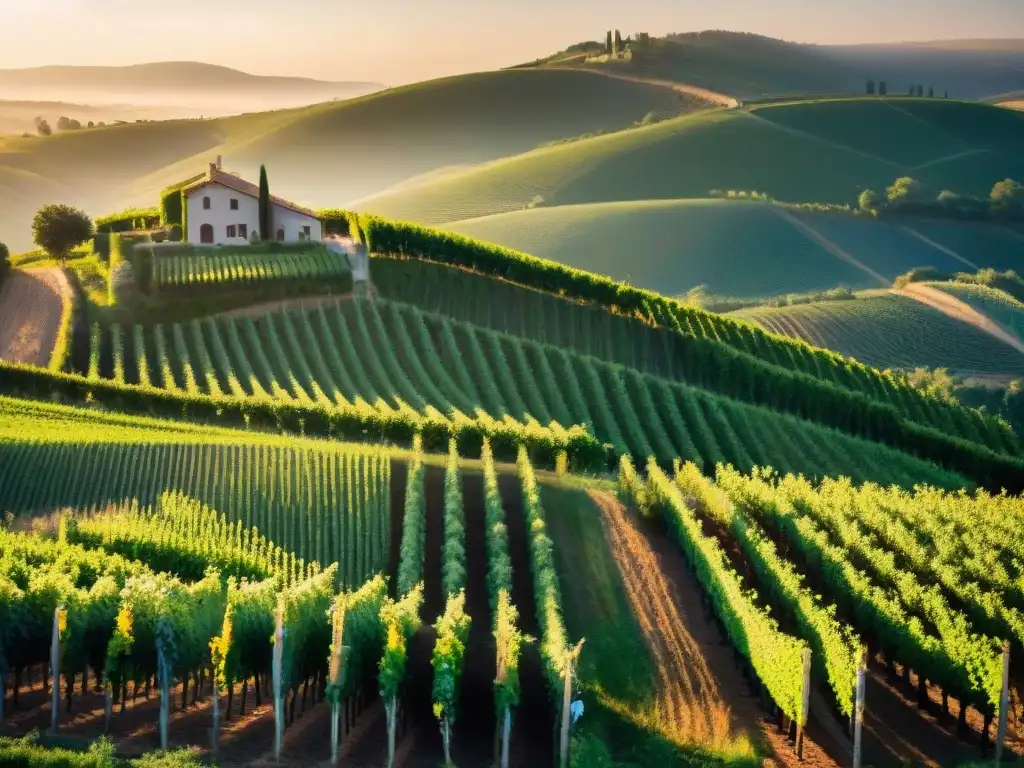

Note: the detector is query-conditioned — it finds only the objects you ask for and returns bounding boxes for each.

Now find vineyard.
[150,245,352,296]
[731,292,1024,375]
[619,456,1024,765]
[906,220,1024,273]
[363,250,1017,459]
[61,295,984,490]
[0,411,588,768]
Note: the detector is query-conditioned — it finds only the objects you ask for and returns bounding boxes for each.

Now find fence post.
[796,647,811,759]
[996,640,1010,763]
[273,600,285,762]
[50,606,64,732]
[853,652,866,768]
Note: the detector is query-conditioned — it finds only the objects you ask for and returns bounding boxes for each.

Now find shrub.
[885,176,924,204]
[0,242,9,286]
[892,266,951,289]
[32,204,93,262]
[94,207,160,233]
[858,189,878,212]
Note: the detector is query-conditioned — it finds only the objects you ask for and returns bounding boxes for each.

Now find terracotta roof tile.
[183,167,319,218]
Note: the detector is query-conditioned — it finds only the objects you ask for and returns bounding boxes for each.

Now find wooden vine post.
[796,646,811,758]
[559,639,585,768]
[272,599,285,762]
[329,597,347,765]
[50,605,66,732]
[996,639,1010,762]
[853,652,866,768]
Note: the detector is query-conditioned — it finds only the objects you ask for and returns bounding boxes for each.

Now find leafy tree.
[56,116,81,131]
[857,189,879,212]
[990,178,1024,217]
[879,81,887,95]
[885,176,924,204]
[87,121,94,128]
[258,165,271,241]
[34,116,51,136]
[928,86,934,98]
[32,204,93,262]
[918,84,925,97]
[866,80,875,95]
[937,189,962,208]
[613,29,621,55]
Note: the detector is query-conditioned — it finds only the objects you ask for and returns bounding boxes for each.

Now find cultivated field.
[731,291,1024,376]
[0,267,70,367]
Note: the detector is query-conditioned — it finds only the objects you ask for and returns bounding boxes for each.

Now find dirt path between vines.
[0,267,70,366]
[589,490,840,768]
[211,292,354,320]
[897,282,1024,356]
[544,64,738,107]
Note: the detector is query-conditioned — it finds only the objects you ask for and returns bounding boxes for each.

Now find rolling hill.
[433,200,1024,299]
[730,291,1024,376]
[927,281,1024,345]
[0,61,383,109]
[357,98,1024,226]
[0,69,713,251]
[530,32,1024,101]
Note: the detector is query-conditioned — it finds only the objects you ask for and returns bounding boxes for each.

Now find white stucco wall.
[271,204,322,243]
[186,182,321,244]
[186,184,259,245]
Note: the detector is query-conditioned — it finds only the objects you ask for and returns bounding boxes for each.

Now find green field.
[902,219,1024,272]
[444,200,874,298]
[731,291,1024,375]
[357,99,1024,226]
[928,281,1024,344]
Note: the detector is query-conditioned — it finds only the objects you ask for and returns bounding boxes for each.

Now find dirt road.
[0,267,70,367]
[545,64,738,107]
[897,282,1024,356]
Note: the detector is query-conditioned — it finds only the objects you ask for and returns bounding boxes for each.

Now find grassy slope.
[731,292,1024,375]
[358,98,1024,226]
[928,282,1024,344]
[0,69,701,251]
[441,200,1024,299]
[445,199,874,298]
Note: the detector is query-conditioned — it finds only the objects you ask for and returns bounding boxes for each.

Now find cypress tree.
[605,30,612,54]
[258,164,270,241]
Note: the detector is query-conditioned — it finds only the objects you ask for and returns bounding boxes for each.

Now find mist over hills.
[0,61,384,113]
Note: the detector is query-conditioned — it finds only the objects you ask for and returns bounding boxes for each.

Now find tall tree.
[928,86,934,97]
[866,80,876,95]
[879,81,887,96]
[258,165,270,241]
[613,29,621,55]
[32,204,93,263]
[605,30,612,54]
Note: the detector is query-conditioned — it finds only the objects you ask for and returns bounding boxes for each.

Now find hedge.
[48,268,76,374]
[94,207,160,233]
[0,361,610,473]
[160,173,204,227]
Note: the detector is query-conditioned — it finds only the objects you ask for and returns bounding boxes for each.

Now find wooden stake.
[50,606,64,732]
[211,670,220,760]
[853,654,866,768]
[996,640,1011,763]
[559,640,585,768]
[273,600,285,762]
[797,647,811,759]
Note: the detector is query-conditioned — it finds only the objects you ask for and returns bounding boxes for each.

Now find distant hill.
[729,290,1024,376]
[0,61,383,114]
[357,97,1024,224]
[0,68,706,250]
[440,199,1024,299]
[526,32,1024,101]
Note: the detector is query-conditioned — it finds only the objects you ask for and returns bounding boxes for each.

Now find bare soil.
[589,490,840,768]
[0,267,70,366]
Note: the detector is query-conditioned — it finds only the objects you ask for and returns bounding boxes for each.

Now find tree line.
[859,177,1024,223]
[866,81,945,98]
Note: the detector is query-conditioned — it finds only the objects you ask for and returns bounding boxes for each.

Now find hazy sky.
[2,0,1023,85]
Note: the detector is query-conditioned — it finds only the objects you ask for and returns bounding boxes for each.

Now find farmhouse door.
[200,223,214,244]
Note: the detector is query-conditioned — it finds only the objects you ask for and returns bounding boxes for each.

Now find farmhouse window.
[230,198,238,210]
[226,225,237,238]
[239,223,248,238]
[277,228,285,241]
[200,223,214,243]
[302,225,311,238]
[203,196,211,210]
